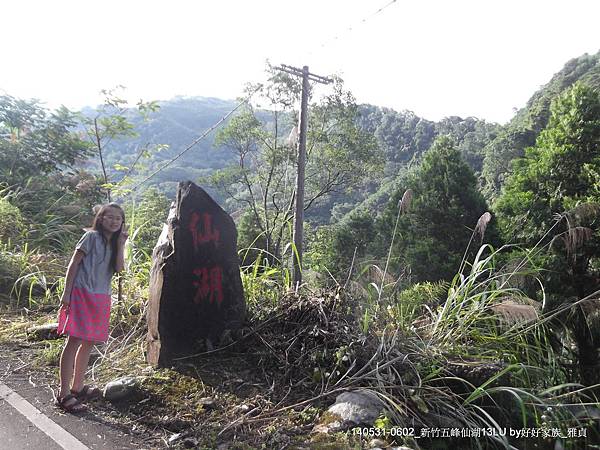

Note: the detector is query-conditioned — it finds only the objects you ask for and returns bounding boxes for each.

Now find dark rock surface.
[147,181,246,366]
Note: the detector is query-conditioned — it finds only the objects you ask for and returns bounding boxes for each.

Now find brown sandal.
[71,385,102,401]
[56,394,87,413]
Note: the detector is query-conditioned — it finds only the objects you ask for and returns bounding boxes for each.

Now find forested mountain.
[87,96,500,224]
[79,96,238,201]
[335,108,501,223]
[334,51,600,223]
[481,50,600,200]
[71,51,600,226]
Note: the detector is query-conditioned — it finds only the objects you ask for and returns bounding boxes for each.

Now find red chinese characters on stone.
[189,212,220,250]
[192,266,224,305]
[188,211,223,305]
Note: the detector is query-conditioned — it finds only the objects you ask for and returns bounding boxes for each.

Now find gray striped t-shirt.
[73,230,114,295]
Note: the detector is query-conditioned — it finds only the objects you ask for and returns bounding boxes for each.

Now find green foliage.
[482,50,600,200]
[327,241,591,449]
[0,242,64,307]
[495,82,600,385]
[307,80,383,189]
[361,110,499,177]
[436,116,501,174]
[497,82,600,238]
[378,136,497,283]
[0,196,26,244]
[0,95,104,253]
[125,188,171,256]
[337,107,500,234]
[306,210,377,279]
[240,252,291,319]
[0,95,92,183]
[385,281,447,330]
[367,107,436,171]
[105,97,236,201]
[481,127,537,201]
[212,67,380,264]
[495,82,600,300]
[4,175,100,252]
[81,86,162,200]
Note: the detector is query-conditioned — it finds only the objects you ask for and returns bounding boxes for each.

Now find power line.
[123,85,262,197]
[308,0,398,57]
[122,1,398,196]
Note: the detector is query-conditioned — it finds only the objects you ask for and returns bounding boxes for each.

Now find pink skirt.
[57,287,111,343]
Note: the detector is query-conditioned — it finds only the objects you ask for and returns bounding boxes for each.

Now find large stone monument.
[147,181,246,366]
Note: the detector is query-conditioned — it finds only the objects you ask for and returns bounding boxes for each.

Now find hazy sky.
[2,0,598,124]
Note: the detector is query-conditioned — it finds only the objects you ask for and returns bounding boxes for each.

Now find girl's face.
[100,207,124,234]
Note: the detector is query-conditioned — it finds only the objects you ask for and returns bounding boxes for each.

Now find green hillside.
[80,96,238,202]
[481,50,600,200]
[61,51,600,225]
[343,51,600,222]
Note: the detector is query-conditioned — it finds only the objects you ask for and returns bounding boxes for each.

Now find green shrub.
[125,188,171,256]
[0,243,64,307]
[0,197,26,245]
[386,281,448,329]
[306,211,377,282]
[0,251,20,302]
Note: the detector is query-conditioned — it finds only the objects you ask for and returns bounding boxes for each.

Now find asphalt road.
[0,394,62,450]
[0,342,156,450]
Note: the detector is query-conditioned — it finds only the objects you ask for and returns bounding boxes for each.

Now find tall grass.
[1,179,89,254]
[2,242,65,308]
[335,212,597,448]
[239,247,292,317]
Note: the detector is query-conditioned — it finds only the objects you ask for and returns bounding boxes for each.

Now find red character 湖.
[192,266,224,305]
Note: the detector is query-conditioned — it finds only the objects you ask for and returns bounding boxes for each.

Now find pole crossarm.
[277,64,333,85]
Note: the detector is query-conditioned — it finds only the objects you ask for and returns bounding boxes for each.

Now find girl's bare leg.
[58,336,81,399]
[71,340,95,392]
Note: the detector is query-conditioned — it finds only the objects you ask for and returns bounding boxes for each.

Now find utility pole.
[276,64,333,287]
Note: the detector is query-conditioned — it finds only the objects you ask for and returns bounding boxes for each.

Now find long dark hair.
[91,203,126,271]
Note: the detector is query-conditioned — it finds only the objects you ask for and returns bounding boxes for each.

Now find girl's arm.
[115,230,128,273]
[60,249,85,306]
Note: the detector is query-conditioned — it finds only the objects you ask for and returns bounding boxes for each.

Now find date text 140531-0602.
[352,426,588,439]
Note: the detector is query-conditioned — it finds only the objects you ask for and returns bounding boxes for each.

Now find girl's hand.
[60,293,71,307]
[58,300,70,321]
[118,229,129,247]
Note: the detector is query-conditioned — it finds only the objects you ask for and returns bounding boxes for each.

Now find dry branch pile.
[242,290,369,392]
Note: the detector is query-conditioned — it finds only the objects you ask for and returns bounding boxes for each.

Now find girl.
[56,203,128,413]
